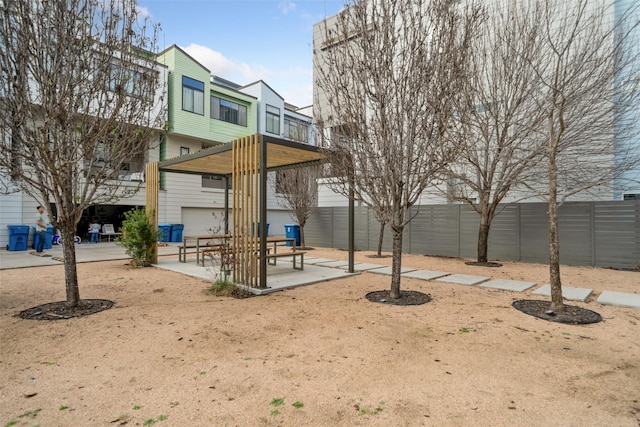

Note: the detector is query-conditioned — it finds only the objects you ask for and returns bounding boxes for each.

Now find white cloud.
[278,1,297,15]
[181,44,313,107]
[182,44,270,84]
[136,5,152,21]
[281,83,314,107]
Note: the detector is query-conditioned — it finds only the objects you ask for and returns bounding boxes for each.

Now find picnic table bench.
[178,244,197,263]
[180,234,233,265]
[261,251,307,270]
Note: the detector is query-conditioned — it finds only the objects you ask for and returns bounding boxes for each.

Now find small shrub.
[117,208,160,267]
[206,279,237,297]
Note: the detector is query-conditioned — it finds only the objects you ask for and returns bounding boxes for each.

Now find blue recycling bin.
[170,224,184,242]
[251,223,270,237]
[7,225,30,251]
[32,225,54,250]
[284,224,301,246]
[158,224,172,242]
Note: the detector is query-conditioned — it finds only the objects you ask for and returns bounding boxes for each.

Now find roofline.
[156,44,211,75]
[240,80,285,101]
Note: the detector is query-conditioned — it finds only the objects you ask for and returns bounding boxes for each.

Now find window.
[182,76,204,115]
[211,96,247,126]
[202,175,229,189]
[266,104,280,134]
[109,65,143,96]
[284,117,309,143]
[180,146,189,155]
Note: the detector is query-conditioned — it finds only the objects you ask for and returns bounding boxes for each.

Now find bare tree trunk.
[477,198,490,263]
[389,225,403,299]
[60,225,80,306]
[477,221,490,264]
[299,223,306,249]
[548,197,563,310]
[377,221,385,257]
[548,123,563,310]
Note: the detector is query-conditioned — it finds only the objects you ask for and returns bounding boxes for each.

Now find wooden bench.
[198,243,229,265]
[262,251,307,270]
[178,245,197,263]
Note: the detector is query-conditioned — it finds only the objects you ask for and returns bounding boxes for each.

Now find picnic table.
[180,234,298,266]
[180,234,232,265]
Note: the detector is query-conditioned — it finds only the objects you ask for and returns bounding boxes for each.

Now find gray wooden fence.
[304,200,640,270]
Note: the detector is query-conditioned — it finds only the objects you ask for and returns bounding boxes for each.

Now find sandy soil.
[1,248,639,426]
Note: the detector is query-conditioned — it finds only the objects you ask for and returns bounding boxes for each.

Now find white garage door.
[181,208,229,236]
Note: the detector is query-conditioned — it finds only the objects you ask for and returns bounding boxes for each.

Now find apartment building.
[155,45,314,237]
[312,0,640,207]
[0,0,167,248]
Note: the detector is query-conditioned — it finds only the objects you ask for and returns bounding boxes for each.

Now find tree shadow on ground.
[512,299,602,324]
[365,290,431,306]
[465,261,502,267]
[15,299,114,320]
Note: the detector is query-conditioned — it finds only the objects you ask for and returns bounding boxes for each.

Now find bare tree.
[314,0,480,298]
[444,1,548,265]
[372,208,390,257]
[522,0,640,310]
[0,0,165,308]
[272,165,320,248]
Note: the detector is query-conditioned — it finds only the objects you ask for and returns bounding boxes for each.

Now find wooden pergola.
[145,134,327,288]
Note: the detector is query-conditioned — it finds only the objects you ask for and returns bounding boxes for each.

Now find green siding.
[156,46,257,144]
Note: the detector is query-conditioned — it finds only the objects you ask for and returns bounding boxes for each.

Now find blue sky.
[137,0,346,107]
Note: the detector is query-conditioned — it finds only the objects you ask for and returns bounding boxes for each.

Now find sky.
[137,0,346,107]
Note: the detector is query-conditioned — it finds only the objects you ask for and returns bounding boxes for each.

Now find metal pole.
[224,176,229,234]
[259,136,268,288]
[348,171,355,273]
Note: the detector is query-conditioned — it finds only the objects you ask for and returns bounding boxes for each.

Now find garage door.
[181,208,229,236]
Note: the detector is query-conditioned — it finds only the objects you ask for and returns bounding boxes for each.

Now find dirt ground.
[1,248,639,426]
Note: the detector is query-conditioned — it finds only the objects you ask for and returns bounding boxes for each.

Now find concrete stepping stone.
[304,258,337,265]
[597,291,640,309]
[367,266,416,275]
[480,279,536,292]
[353,263,387,271]
[435,274,489,286]
[317,260,351,268]
[402,270,450,281]
[532,284,593,302]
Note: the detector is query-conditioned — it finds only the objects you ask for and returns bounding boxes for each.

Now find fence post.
[516,204,521,261]
[456,204,461,258]
[590,202,596,266]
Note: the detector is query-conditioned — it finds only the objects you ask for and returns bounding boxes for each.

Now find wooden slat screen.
[145,162,159,264]
[232,135,260,287]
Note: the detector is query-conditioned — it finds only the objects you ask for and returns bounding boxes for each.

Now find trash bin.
[158,224,172,242]
[7,225,30,251]
[170,224,184,242]
[32,225,54,250]
[251,223,270,237]
[284,224,301,246]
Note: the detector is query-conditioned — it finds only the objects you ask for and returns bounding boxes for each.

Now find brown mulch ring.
[512,299,602,324]
[465,261,502,267]
[15,299,114,321]
[230,288,256,299]
[365,290,431,306]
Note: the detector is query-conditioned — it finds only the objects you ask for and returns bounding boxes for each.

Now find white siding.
[0,191,25,248]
